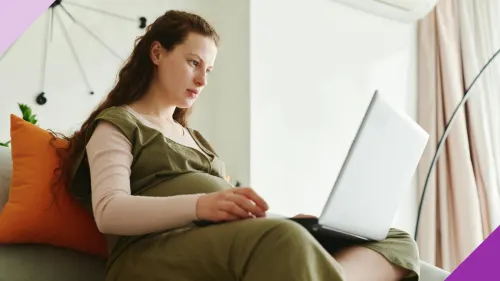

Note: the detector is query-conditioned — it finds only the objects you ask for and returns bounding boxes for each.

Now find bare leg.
[333,246,409,281]
[291,215,416,281]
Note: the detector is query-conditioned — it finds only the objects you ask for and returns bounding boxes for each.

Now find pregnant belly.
[139,172,233,197]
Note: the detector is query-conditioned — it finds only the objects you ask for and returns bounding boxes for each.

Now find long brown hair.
[51,10,219,194]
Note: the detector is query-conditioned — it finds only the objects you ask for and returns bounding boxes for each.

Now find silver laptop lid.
[318,91,429,240]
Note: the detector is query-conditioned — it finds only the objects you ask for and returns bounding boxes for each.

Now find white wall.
[249,0,419,234]
[0,0,420,235]
[192,0,252,186]
[0,0,212,137]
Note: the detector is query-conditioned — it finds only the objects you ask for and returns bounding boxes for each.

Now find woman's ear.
[150,41,162,66]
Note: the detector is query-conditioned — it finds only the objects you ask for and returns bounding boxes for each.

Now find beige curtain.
[416,0,500,272]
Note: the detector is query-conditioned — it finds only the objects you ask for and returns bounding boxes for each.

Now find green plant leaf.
[18,103,38,125]
[29,115,37,125]
[0,141,10,147]
[0,103,38,148]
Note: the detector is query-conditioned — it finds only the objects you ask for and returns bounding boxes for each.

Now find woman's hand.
[195,187,269,222]
[292,214,317,218]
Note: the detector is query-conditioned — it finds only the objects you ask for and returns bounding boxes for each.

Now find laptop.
[289,90,429,242]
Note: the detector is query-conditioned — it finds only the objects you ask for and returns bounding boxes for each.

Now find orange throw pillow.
[0,114,107,257]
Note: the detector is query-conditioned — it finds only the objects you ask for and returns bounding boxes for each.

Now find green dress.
[70,106,421,281]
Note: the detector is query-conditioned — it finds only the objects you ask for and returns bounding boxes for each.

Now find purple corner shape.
[446,226,500,280]
[0,0,54,56]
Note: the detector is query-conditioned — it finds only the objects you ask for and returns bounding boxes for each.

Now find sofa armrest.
[420,260,450,281]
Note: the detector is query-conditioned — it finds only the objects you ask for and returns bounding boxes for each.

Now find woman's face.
[150,33,218,108]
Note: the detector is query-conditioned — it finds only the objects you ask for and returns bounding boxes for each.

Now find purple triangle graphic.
[0,0,54,55]
[446,226,500,280]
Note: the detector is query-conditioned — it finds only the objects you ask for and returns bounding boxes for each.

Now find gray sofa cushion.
[0,146,12,212]
[420,260,450,281]
[0,244,106,281]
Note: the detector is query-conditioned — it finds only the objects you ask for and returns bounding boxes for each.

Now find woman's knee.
[250,218,318,250]
[234,219,345,279]
[262,218,312,237]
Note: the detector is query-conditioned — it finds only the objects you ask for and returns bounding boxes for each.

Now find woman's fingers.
[219,200,252,219]
[229,193,266,217]
[233,187,269,211]
[293,214,317,218]
[216,210,240,222]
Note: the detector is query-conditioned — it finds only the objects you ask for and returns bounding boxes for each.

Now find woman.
[54,10,420,281]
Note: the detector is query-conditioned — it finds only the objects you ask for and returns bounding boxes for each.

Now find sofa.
[0,146,450,281]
